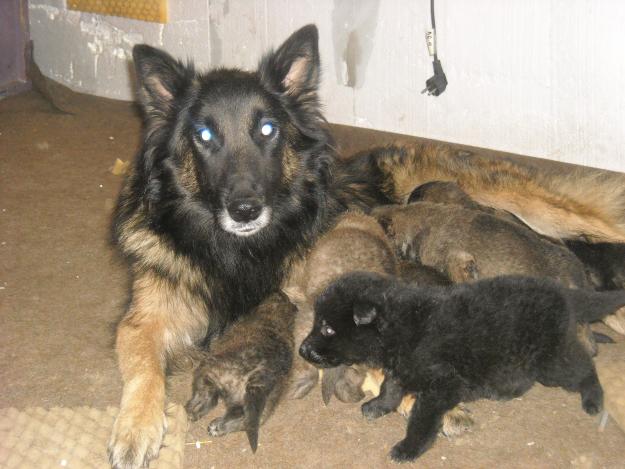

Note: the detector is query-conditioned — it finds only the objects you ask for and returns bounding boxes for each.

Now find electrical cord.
[422,0,447,96]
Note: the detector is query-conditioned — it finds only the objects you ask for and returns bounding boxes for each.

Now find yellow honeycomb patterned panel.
[68,0,168,23]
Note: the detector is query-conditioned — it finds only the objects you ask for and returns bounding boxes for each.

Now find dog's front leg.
[390,388,458,462]
[361,374,403,420]
[108,312,167,469]
[108,273,208,469]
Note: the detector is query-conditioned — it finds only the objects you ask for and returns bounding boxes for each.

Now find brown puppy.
[283,211,396,403]
[408,180,524,225]
[185,293,295,452]
[404,181,625,336]
[372,201,589,288]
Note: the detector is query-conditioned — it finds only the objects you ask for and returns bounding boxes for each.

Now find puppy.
[403,181,625,336]
[407,180,525,226]
[409,182,625,296]
[283,211,397,403]
[185,293,295,452]
[301,272,625,462]
[372,201,589,287]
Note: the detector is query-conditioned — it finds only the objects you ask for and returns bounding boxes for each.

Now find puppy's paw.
[108,407,167,469]
[603,306,625,335]
[207,417,228,437]
[389,440,418,463]
[581,388,603,415]
[185,394,214,422]
[441,405,474,437]
[334,380,366,403]
[288,364,319,400]
[333,366,366,403]
[361,399,392,420]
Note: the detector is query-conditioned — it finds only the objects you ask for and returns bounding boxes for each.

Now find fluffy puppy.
[301,272,625,462]
[283,211,396,403]
[409,182,625,296]
[403,182,625,336]
[372,201,589,287]
[407,180,524,225]
[185,293,295,452]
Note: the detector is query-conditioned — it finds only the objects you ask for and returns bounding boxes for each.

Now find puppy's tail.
[565,289,625,322]
[243,386,267,453]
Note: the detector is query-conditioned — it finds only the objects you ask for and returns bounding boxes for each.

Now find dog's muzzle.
[219,204,271,237]
[299,341,336,368]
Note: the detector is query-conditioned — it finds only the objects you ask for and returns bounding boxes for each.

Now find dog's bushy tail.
[243,385,267,453]
[565,289,625,322]
[342,142,625,242]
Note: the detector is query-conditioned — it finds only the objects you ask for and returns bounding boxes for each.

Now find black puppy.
[300,272,625,462]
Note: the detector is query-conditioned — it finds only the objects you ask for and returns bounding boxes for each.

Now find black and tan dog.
[300,272,625,462]
[185,293,294,452]
[109,22,625,468]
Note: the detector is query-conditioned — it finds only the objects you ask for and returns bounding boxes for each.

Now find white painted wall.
[28,0,625,172]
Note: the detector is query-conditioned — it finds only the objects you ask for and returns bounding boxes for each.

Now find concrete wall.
[28,0,625,172]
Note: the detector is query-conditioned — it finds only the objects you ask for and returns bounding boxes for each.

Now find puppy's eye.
[260,121,276,137]
[198,127,213,142]
[320,324,335,337]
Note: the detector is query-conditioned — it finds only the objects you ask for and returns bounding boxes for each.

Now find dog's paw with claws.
[604,306,625,335]
[389,440,419,463]
[108,409,167,469]
[361,399,393,420]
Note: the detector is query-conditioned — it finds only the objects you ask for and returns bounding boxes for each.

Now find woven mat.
[0,404,187,469]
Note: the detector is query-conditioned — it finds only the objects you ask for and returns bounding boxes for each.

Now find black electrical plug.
[422,58,447,96]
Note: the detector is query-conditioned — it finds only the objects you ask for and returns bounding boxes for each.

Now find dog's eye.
[260,121,276,137]
[320,324,335,337]
[198,127,213,142]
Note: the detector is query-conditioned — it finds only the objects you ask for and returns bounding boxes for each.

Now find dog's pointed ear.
[259,24,320,99]
[132,44,191,117]
[353,302,378,326]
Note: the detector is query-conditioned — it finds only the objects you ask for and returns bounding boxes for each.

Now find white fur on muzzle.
[218,207,272,237]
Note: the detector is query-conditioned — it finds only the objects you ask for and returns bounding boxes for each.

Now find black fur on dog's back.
[302,273,625,461]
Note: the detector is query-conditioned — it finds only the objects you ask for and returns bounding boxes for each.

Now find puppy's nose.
[227,198,263,223]
[299,341,323,364]
[299,341,311,360]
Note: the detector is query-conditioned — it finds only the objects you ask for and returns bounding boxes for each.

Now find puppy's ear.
[132,44,191,118]
[259,24,320,101]
[353,302,378,326]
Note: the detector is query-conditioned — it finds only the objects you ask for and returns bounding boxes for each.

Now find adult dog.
[108,24,625,468]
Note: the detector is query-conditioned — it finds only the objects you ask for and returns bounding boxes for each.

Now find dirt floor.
[1,90,625,469]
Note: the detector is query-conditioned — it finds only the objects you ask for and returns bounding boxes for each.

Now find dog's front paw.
[108,407,167,469]
[361,399,392,420]
[207,417,228,437]
[441,405,474,437]
[389,439,419,463]
[603,306,625,335]
[288,365,319,400]
[581,385,603,415]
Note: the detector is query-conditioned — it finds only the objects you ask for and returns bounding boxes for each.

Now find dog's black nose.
[228,198,263,223]
[299,342,311,360]
[299,341,323,364]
